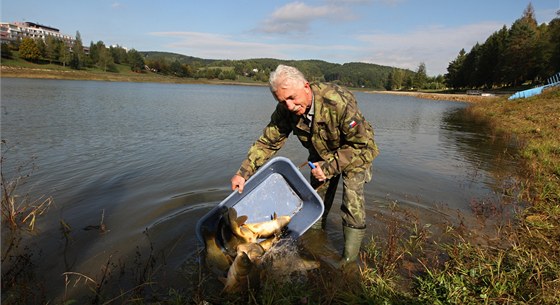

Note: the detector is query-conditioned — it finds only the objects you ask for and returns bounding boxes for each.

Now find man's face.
[273,79,312,116]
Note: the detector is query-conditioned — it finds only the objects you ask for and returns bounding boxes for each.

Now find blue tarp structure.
[509,72,560,100]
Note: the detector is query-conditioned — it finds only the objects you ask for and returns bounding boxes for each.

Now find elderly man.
[231,64,378,267]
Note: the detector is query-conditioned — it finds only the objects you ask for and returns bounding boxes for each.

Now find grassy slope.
[415,87,560,304]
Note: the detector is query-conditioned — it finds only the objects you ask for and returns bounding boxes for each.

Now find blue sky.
[2,0,558,76]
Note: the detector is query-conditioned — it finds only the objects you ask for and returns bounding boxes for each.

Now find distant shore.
[0,65,266,87]
[2,65,500,103]
[368,90,500,103]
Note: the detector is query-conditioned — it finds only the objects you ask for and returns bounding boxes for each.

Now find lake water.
[0,78,517,301]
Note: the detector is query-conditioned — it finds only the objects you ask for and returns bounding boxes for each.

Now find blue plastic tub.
[196,157,324,245]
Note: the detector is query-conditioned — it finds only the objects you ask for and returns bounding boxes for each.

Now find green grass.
[413,86,560,305]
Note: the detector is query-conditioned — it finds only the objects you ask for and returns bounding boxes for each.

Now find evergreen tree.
[548,17,560,74]
[476,27,508,88]
[502,3,539,85]
[462,43,481,88]
[70,31,85,69]
[89,41,100,65]
[445,49,467,89]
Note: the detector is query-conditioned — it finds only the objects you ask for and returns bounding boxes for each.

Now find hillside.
[138,51,413,89]
[140,51,217,66]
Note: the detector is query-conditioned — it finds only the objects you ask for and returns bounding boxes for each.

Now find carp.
[241,212,291,238]
[236,242,265,262]
[221,251,254,294]
[236,234,281,262]
[227,207,291,241]
[201,227,231,275]
[258,234,281,252]
[220,219,242,257]
[227,208,259,243]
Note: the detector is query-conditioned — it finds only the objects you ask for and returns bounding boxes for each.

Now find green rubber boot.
[338,225,365,268]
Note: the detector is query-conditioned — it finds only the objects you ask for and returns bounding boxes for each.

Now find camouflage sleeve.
[321,95,378,178]
[236,104,292,180]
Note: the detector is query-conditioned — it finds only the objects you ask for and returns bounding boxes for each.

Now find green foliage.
[109,45,128,64]
[44,35,60,64]
[1,43,13,59]
[445,3,559,89]
[70,31,85,70]
[127,49,145,72]
[139,53,407,89]
[18,38,41,62]
[413,62,428,89]
[59,44,72,67]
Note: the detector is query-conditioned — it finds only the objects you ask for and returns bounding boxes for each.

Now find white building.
[0,21,74,44]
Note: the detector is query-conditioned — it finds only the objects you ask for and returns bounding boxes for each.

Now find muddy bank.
[368,90,500,103]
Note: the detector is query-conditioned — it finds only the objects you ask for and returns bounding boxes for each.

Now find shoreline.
[368,90,500,103]
[0,65,267,87]
[2,65,500,102]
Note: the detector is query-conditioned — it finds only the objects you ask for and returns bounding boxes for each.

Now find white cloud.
[149,32,279,59]
[355,21,503,75]
[111,2,122,9]
[150,19,504,76]
[258,2,352,34]
[149,31,358,60]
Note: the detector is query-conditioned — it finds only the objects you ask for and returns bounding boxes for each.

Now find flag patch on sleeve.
[349,120,358,128]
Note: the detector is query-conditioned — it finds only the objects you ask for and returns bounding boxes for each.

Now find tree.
[462,43,481,88]
[19,38,41,62]
[475,27,508,88]
[70,31,85,69]
[35,38,46,59]
[547,17,560,74]
[98,46,115,72]
[89,41,101,65]
[110,45,128,64]
[44,35,61,64]
[128,49,145,72]
[501,3,539,85]
[413,62,428,89]
[59,44,72,67]
[385,71,394,90]
[1,43,13,59]
[169,60,185,77]
[393,69,405,90]
[445,49,467,89]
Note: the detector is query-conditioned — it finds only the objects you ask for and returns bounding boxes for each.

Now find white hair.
[269,65,307,93]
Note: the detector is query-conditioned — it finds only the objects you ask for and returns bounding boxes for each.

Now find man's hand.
[310,162,327,182]
[231,175,246,193]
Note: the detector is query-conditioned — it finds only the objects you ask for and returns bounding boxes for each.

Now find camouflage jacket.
[236,82,378,180]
